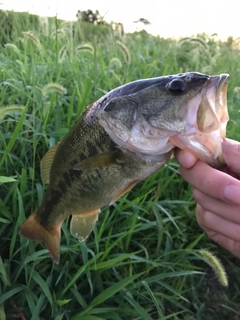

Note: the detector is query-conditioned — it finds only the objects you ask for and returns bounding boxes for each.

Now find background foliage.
[1,9,240,320]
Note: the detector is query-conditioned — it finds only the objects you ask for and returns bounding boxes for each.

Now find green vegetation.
[1,10,240,320]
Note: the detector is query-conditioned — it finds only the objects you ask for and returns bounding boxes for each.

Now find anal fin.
[19,211,61,264]
[70,209,99,241]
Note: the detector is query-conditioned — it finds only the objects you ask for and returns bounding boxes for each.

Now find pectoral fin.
[73,151,123,171]
[70,209,100,241]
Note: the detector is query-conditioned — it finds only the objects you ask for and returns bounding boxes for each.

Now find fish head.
[98,72,229,166]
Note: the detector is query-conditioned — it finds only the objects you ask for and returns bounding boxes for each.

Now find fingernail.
[224,185,240,205]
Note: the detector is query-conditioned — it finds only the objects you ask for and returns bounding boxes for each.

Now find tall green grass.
[1,11,240,320]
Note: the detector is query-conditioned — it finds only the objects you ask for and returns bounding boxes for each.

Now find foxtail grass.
[116,40,131,64]
[22,31,42,49]
[41,83,67,96]
[199,249,228,287]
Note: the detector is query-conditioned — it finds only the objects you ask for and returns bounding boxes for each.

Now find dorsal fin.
[41,142,60,184]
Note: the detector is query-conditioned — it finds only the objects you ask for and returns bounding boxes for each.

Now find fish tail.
[19,211,61,264]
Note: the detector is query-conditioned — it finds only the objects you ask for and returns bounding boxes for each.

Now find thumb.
[174,148,198,169]
[222,138,240,174]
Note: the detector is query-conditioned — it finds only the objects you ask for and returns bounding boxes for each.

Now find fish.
[19,72,229,264]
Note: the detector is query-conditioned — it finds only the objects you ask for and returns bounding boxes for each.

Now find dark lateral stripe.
[39,169,82,226]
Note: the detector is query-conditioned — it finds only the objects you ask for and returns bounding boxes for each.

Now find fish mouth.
[98,73,229,167]
[170,73,230,167]
[199,74,229,135]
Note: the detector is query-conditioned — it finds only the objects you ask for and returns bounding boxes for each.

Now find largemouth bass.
[19,72,229,263]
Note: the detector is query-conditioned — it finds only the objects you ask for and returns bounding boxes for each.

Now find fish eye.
[167,79,187,94]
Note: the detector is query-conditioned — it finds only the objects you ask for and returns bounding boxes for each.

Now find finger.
[196,205,240,243]
[179,161,240,205]
[174,149,198,169]
[196,205,240,258]
[223,138,240,174]
[204,230,240,258]
[193,188,240,224]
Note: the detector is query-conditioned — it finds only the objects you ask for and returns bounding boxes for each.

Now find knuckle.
[236,142,240,155]
[192,188,202,202]
[232,226,240,242]
[196,207,212,228]
[195,205,205,225]
[232,241,240,258]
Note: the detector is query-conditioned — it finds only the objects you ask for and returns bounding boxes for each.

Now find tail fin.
[19,211,61,264]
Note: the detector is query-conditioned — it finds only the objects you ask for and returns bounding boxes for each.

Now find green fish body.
[19,72,229,263]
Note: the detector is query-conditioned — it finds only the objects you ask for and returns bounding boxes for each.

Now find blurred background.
[1,0,240,39]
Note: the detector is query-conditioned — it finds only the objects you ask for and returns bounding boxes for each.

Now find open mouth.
[211,73,229,138]
[170,73,230,167]
[196,73,229,165]
[197,74,229,135]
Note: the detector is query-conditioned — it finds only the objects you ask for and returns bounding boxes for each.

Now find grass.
[1,10,240,320]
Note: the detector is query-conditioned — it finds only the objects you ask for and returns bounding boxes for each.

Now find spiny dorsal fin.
[41,142,60,184]
[73,151,123,171]
[70,209,100,241]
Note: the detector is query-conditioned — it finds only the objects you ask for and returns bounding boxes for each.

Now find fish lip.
[216,73,229,110]
[218,73,230,87]
[208,73,229,85]
[207,73,229,101]
[203,73,229,123]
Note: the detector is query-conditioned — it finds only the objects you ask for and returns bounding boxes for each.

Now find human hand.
[175,139,240,257]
